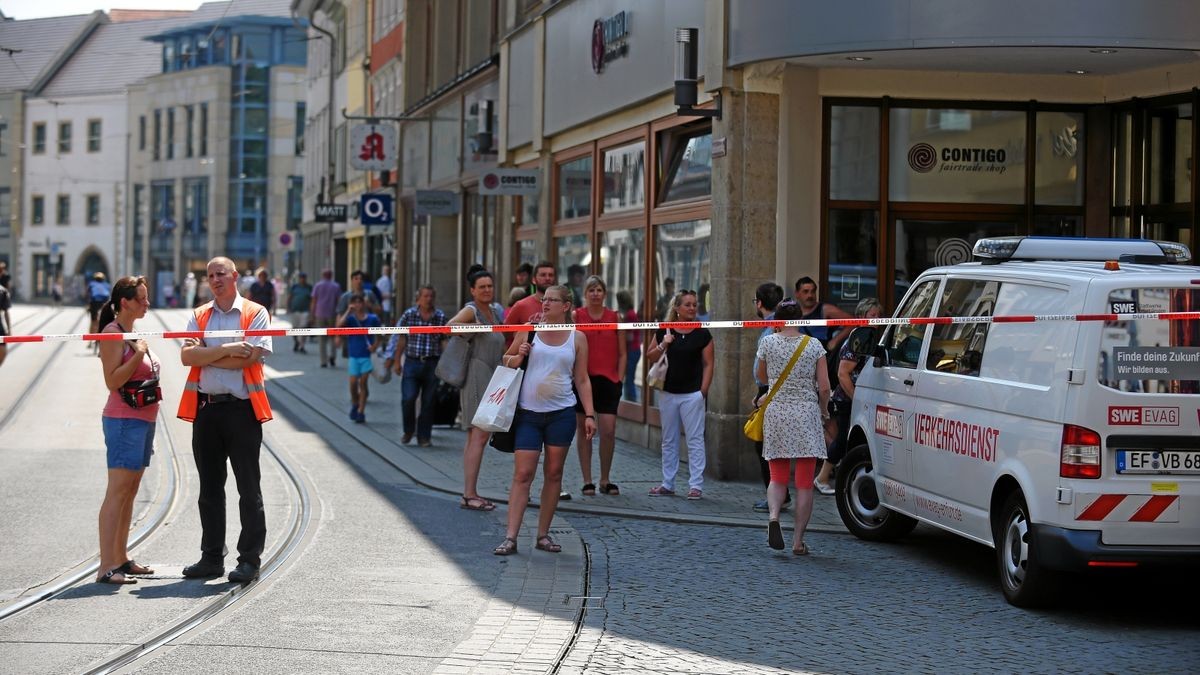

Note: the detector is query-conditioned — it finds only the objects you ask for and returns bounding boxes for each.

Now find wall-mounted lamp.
[674,27,721,119]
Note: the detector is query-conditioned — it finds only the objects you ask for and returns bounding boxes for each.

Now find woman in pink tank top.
[96,276,160,584]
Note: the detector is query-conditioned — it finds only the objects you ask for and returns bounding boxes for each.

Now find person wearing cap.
[288,272,313,353]
[87,272,112,354]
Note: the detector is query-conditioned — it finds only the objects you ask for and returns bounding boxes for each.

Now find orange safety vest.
[177,299,273,423]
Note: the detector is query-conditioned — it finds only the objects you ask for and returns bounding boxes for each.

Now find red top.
[622,309,642,351]
[503,293,543,346]
[575,306,621,383]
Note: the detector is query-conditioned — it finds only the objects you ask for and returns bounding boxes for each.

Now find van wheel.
[995,492,1057,608]
[835,444,917,541]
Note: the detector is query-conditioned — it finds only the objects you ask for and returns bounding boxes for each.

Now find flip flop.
[767,520,785,550]
[581,483,596,496]
[460,496,496,511]
[119,560,155,575]
[599,483,620,495]
[97,568,137,585]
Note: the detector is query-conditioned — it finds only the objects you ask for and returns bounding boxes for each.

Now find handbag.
[371,352,393,384]
[743,335,811,442]
[646,330,672,390]
[435,335,471,387]
[487,332,530,453]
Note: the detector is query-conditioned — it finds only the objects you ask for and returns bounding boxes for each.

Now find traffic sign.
[360,194,394,226]
[350,124,397,172]
[279,232,293,246]
[314,203,349,223]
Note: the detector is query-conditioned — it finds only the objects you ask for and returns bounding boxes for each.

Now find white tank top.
[518,332,579,412]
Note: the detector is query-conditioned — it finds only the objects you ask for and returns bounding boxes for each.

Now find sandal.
[97,568,137,585]
[792,542,810,556]
[460,496,496,511]
[581,483,596,496]
[599,482,620,495]
[535,535,562,553]
[493,538,518,556]
[119,560,154,575]
[648,486,675,496]
[768,521,785,551]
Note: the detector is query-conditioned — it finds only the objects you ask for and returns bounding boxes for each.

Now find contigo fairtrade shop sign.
[908,142,1009,175]
[591,10,630,74]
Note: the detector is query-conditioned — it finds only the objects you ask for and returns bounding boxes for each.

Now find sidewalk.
[264,326,848,535]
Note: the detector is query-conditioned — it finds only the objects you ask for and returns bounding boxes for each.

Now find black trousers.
[753,384,770,488]
[192,398,266,567]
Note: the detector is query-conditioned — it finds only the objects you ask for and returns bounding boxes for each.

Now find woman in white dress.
[754,300,831,555]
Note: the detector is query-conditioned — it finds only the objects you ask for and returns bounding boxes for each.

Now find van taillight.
[1061,425,1102,479]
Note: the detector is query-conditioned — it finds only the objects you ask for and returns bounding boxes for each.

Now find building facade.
[131,7,307,303]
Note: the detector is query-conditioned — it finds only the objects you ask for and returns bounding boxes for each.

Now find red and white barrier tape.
[2,312,1198,344]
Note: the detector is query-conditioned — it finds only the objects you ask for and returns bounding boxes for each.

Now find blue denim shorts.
[102,417,155,470]
[512,406,577,451]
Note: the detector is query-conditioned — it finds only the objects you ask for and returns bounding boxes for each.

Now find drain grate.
[563,594,605,608]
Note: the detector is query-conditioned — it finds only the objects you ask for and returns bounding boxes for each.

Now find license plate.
[1117,450,1200,474]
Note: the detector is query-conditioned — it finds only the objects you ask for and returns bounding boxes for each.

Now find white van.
[838,237,1200,607]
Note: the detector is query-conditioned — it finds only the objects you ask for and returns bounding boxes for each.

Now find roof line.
[29,10,109,95]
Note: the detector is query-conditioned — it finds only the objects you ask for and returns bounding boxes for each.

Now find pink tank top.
[102,322,160,422]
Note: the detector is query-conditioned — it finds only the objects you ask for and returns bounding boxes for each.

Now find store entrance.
[891,216,1018,306]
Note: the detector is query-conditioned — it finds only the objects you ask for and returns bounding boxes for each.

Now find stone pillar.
[706,87,780,481]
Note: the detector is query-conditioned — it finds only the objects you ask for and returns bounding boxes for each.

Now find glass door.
[892,217,1019,304]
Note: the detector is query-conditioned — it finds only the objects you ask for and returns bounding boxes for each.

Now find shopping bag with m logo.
[471,366,524,433]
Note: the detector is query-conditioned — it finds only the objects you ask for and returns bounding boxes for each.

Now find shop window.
[600,227,646,404]
[602,141,645,213]
[829,105,880,201]
[927,279,997,376]
[1147,102,1193,205]
[555,234,590,306]
[518,239,537,266]
[826,210,880,315]
[1034,111,1084,206]
[653,219,710,321]
[558,156,592,220]
[894,219,1017,300]
[660,132,711,203]
[888,108,1025,204]
[1033,214,1082,237]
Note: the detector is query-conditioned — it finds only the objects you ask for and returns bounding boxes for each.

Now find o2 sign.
[360,194,394,226]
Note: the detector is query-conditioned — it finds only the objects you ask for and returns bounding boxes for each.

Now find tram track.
[0,311,88,434]
[78,310,314,675]
[0,310,181,625]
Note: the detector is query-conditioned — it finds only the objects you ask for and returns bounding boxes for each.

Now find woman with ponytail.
[95,276,160,584]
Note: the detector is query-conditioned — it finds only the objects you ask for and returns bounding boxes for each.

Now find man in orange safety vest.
[177,256,273,584]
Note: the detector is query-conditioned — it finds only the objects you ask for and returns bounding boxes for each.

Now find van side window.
[883,279,940,368]
[927,279,999,376]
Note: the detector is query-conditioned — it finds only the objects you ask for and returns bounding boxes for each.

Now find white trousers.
[658,390,706,491]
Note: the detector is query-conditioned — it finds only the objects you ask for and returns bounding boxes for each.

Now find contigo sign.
[479,168,541,197]
[314,203,349,222]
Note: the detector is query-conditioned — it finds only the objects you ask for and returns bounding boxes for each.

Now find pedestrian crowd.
[71,251,882,579]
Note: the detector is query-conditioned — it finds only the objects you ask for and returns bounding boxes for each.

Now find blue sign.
[360,194,394,226]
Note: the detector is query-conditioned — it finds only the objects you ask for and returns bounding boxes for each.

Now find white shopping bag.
[371,352,393,384]
[470,366,524,432]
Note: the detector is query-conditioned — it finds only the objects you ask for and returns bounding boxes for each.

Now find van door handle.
[903,378,914,386]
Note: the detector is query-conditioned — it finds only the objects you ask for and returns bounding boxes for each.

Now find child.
[337,293,382,422]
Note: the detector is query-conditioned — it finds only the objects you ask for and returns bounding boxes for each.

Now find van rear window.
[1099,288,1200,394]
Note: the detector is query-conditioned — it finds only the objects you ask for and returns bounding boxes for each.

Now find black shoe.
[182,559,224,578]
[228,562,260,584]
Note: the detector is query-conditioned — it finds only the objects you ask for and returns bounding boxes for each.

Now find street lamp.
[674,27,721,119]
